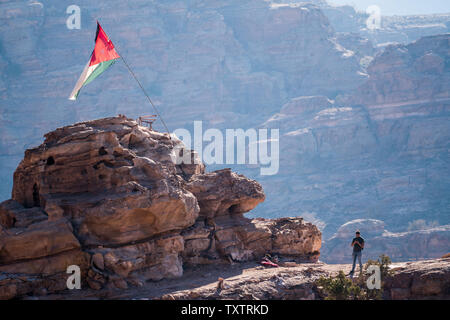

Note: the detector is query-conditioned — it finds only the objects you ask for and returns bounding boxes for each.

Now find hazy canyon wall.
[0,0,449,262]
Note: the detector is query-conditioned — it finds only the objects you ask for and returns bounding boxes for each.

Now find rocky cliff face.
[317,2,450,46]
[0,116,321,299]
[351,34,449,107]
[384,258,450,299]
[157,258,450,300]
[255,34,450,257]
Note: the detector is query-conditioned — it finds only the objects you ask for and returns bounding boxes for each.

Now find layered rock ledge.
[154,258,450,300]
[158,258,450,300]
[0,116,321,299]
[23,258,450,300]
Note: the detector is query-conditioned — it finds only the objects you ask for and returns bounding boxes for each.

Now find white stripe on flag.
[69,59,97,100]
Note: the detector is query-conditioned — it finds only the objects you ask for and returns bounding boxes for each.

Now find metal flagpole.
[118,54,171,135]
[97,19,170,136]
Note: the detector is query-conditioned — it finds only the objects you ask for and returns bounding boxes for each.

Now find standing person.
[348,230,364,278]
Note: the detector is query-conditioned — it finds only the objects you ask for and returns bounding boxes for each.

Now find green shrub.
[315,254,393,300]
[365,254,393,280]
[316,271,365,300]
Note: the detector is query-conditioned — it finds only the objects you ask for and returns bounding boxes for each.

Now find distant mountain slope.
[252,33,450,244]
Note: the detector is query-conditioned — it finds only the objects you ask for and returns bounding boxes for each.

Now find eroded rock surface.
[157,258,450,300]
[385,258,450,300]
[0,116,321,299]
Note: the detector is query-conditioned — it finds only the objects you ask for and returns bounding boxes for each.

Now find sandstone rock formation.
[351,34,449,107]
[385,258,450,300]
[317,1,450,46]
[0,116,321,299]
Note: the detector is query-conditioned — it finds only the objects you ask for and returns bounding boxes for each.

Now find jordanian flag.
[69,22,120,100]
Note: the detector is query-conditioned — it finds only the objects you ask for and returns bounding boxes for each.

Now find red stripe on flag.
[89,22,120,66]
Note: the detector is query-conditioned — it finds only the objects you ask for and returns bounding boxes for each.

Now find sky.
[327,0,450,16]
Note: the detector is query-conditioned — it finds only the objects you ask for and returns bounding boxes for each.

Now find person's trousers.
[351,251,363,274]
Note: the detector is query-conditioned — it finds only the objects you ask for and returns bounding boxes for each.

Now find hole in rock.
[46,156,55,166]
[228,204,240,214]
[99,147,108,156]
[128,135,143,150]
[93,160,114,170]
[32,183,40,207]
[102,161,114,168]
[98,174,106,180]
